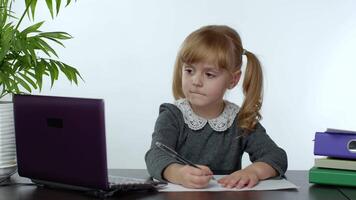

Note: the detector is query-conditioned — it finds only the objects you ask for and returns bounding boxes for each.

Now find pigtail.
[237,50,263,133]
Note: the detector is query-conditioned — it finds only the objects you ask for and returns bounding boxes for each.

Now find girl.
[145,25,287,189]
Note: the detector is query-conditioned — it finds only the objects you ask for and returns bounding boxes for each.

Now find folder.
[315,157,356,171]
[314,132,356,159]
[309,167,356,187]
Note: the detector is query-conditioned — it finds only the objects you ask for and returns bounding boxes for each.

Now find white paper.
[159,175,299,192]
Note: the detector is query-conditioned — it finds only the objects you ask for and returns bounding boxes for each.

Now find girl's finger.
[236,176,249,189]
[246,176,258,188]
[195,165,213,176]
[226,178,239,188]
[188,166,205,176]
[188,176,211,188]
[218,176,230,184]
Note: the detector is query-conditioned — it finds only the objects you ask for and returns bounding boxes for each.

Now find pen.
[155,141,215,179]
[155,141,200,168]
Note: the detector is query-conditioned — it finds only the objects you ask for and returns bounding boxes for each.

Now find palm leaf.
[24,0,38,20]
[40,36,65,47]
[29,0,38,20]
[38,31,72,40]
[66,0,72,7]
[21,21,44,35]
[45,0,54,18]
[48,59,59,87]
[56,0,61,16]
[18,72,37,89]
[36,38,59,57]
[14,76,32,92]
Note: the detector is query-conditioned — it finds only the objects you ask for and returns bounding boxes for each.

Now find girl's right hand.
[176,164,214,188]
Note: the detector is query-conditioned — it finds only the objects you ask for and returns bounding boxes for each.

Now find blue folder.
[314,131,356,159]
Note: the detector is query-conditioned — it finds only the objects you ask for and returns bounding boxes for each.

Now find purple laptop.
[13,94,160,195]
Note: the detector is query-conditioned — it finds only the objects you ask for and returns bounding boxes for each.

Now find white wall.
[14,0,356,169]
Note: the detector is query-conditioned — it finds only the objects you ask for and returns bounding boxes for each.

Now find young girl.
[145,25,287,189]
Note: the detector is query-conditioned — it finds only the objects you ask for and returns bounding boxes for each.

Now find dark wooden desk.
[0,169,353,200]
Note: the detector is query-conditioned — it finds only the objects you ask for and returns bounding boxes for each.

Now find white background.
[13,0,356,170]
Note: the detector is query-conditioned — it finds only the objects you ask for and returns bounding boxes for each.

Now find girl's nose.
[192,74,203,87]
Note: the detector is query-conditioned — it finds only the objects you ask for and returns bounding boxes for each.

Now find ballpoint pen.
[155,141,215,179]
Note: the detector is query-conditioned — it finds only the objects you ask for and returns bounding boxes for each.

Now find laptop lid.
[13,94,110,190]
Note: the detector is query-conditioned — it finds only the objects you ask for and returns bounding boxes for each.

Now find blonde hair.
[172,25,263,133]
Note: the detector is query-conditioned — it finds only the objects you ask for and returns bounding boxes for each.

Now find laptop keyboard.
[108,175,147,185]
[108,175,166,192]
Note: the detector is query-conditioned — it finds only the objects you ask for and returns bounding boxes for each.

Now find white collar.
[174,99,239,132]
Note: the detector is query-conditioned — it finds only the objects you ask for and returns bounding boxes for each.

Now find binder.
[315,157,356,171]
[314,132,356,159]
[309,167,356,187]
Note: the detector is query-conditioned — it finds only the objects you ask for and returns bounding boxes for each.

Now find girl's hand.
[218,162,277,189]
[177,164,214,189]
[217,168,259,189]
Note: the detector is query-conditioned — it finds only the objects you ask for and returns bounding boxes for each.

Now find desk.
[0,169,354,200]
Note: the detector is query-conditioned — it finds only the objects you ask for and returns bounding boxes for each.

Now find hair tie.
[242,49,247,55]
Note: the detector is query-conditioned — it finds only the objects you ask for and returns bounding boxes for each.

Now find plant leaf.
[24,0,32,19]
[34,60,46,91]
[66,0,72,7]
[30,0,38,20]
[41,37,65,47]
[49,59,59,80]
[0,22,14,62]
[8,77,20,94]
[56,61,73,82]
[47,60,59,87]
[14,76,32,92]
[18,72,38,89]
[56,0,61,16]
[21,21,44,35]
[36,37,59,57]
[38,31,72,40]
[45,0,54,19]
[25,41,38,65]
[28,38,51,57]
[17,55,32,71]
[63,63,77,84]
[25,70,37,81]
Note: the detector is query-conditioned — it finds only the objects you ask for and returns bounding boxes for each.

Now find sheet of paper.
[159,175,299,192]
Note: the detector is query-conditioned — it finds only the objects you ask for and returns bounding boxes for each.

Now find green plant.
[0,0,82,99]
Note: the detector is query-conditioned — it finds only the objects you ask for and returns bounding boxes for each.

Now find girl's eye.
[206,73,216,78]
[184,68,193,74]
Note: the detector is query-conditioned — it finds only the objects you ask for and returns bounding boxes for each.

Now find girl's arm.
[218,122,287,189]
[145,104,183,181]
[145,103,214,188]
[243,123,288,178]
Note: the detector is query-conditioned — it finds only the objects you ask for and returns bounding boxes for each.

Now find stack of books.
[309,128,356,187]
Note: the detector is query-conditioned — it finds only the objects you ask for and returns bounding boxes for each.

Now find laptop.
[13,94,165,197]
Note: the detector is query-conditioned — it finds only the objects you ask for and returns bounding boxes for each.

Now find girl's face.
[181,62,238,117]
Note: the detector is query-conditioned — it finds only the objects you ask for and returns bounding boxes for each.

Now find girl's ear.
[228,70,241,89]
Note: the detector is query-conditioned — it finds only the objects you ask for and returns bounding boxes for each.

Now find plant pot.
[0,101,17,178]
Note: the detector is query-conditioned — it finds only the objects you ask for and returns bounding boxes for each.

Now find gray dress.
[145,102,288,181]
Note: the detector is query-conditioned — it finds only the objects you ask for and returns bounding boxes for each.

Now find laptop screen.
[13,94,110,190]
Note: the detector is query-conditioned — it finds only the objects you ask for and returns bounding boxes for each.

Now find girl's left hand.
[217,169,259,189]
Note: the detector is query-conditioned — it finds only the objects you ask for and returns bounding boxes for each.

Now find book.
[315,157,356,171]
[314,132,356,159]
[309,167,356,187]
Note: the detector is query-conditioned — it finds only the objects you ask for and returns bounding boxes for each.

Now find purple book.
[314,131,356,159]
